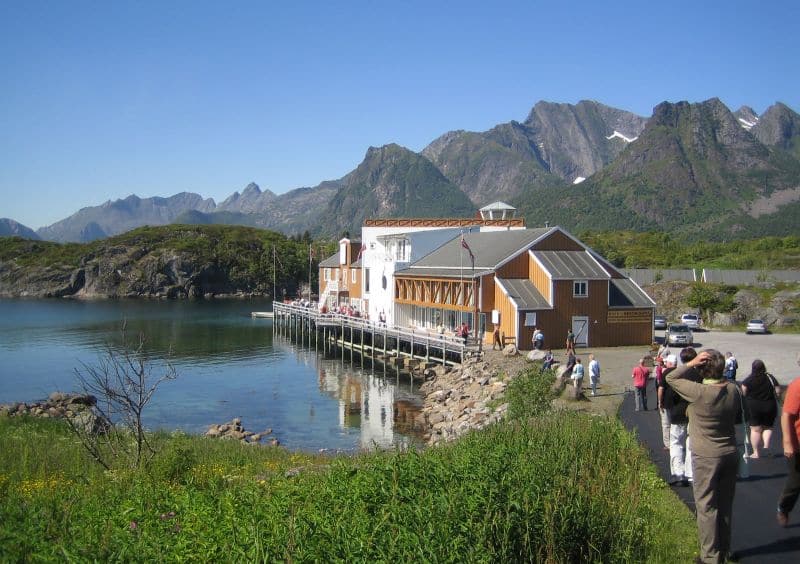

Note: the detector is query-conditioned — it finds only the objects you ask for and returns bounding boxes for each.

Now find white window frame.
[352,268,357,284]
[324,268,330,281]
[573,280,588,298]
[364,268,370,293]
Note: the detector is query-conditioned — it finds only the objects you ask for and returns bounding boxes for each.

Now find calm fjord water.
[0,299,423,452]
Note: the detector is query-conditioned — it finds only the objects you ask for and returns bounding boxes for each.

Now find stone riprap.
[204,417,280,446]
[0,392,109,434]
[419,357,512,446]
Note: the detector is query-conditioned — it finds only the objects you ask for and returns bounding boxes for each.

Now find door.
[572,316,589,348]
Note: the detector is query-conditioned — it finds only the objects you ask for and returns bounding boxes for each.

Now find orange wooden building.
[318,238,365,313]
[393,227,655,350]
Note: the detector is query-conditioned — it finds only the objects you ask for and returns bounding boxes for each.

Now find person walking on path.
[724,351,739,381]
[661,348,698,485]
[655,357,670,449]
[777,352,800,527]
[532,327,544,350]
[571,357,585,396]
[564,351,577,376]
[588,354,600,396]
[742,359,782,458]
[667,349,740,564]
[632,358,651,411]
[492,326,502,350]
[565,329,576,355]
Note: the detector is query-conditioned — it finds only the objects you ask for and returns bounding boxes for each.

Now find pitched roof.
[398,229,552,277]
[496,278,551,310]
[609,279,656,308]
[532,251,610,279]
[318,253,339,268]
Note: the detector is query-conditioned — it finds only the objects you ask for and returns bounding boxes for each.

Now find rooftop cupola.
[479,202,517,220]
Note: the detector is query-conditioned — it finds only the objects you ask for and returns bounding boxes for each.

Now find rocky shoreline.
[2,350,534,451]
[417,347,526,446]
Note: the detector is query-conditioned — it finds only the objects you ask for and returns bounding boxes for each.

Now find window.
[364,268,370,293]
[342,268,347,281]
[573,280,588,297]
[352,268,357,284]
[395,239,409,262]
[324,268,330,281]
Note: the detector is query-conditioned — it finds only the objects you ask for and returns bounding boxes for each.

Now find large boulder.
[526,349,546,362]
[70,410,110,435]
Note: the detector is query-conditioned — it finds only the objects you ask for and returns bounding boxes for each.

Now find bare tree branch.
[69,325,177,470]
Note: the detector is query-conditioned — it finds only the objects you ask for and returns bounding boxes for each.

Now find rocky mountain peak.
[242,182,261,196]
[734,106,759,130]
[751,102,800,149]
[0,218,40,239]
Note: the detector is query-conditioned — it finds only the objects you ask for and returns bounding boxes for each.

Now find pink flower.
[129,521,138,531]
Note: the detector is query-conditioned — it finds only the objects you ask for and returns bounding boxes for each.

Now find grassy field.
[0,367,697,562]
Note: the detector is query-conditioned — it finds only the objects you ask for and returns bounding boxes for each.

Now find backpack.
[731,358,738,375]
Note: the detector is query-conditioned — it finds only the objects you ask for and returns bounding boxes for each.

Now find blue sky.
[1,0,798,229]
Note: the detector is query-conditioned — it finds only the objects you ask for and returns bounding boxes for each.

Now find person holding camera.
[666,349,741,564]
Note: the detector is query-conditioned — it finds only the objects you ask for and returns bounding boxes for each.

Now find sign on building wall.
[607,310,651,323]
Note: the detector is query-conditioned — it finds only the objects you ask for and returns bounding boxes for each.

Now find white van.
[680,313,700,330]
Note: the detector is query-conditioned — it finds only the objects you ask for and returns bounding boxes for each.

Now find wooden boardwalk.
[272,302,479,368]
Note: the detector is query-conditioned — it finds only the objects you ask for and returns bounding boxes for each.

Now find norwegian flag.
[461,235,475,269]
[309,245,316,263]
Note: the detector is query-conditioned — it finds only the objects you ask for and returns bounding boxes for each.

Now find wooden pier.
[272,302,478,369]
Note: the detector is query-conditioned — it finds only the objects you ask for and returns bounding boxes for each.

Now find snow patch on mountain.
[738,117,758,130]
[605,130,637,143]
[573,176,586,184]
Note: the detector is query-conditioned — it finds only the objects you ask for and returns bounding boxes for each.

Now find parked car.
[680,313,701,330]
[654,315,667,330]
[745,319,768,334]
[666,323,694,346]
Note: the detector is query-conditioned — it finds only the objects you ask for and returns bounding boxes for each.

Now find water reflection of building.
[317,362,421,449]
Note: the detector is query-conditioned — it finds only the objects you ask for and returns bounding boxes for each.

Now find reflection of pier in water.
[270,320,424,449]
[317,362,423,449]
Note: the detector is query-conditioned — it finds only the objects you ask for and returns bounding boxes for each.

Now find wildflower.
[129,521,138,531]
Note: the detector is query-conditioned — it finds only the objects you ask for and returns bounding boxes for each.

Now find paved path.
[497,330,800,561]
[621,388,800,562]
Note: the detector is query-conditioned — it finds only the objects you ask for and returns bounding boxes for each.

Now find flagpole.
[308,244,312,302]
[459,230,463,316]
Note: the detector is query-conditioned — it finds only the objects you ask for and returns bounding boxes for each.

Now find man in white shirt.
[588,354,600,396]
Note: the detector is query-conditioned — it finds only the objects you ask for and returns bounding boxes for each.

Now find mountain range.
[6,98,800,242]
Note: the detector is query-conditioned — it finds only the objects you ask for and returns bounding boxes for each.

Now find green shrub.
[505,364,557,419]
